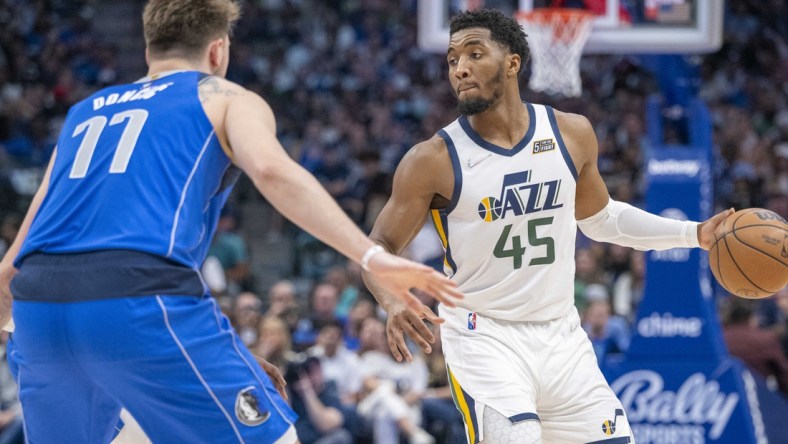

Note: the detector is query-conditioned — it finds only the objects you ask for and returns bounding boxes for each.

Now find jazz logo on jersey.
[467,312,477,330]
[601,409,624,436]
[235,387,270,426]
[533,139,555,154]
[477,170,563,222]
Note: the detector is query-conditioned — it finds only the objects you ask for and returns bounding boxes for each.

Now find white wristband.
[361,245,385,272]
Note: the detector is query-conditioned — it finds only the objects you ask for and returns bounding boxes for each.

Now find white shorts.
[440,305,633,443]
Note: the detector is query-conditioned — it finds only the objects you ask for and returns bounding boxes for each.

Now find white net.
[517,9,594,97]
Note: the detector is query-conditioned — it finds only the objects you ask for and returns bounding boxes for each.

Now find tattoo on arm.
[198,76,239,104]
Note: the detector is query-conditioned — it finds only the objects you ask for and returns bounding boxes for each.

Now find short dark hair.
[450,9,530,71]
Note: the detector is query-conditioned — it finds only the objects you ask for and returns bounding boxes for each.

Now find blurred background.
[0,1,785,443]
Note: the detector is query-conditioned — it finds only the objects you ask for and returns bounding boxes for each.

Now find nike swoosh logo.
[467,154,492,168]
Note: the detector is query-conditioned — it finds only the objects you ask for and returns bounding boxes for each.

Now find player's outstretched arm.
[560,111,734,251]
[362,137,455,361]
[0,150,56,332]
[223,89,462,308]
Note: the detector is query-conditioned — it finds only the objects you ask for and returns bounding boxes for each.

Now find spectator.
[263,279,301,331]
[723,300,788,397]
[314,145,350,201]
[323,265,359,319]
[612,250,646,323]
[230,292,263,347]
[293,282,343,350]
[287,356,353,444]
[308,320,363,405]
[344,295,376,351]
[251,316,294,375]
[574,248,609,312]
[343,149,391,228]
[582,297,631,363]
[356,318,434,444]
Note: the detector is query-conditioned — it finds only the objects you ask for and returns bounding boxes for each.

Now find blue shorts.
[11,295,298,444]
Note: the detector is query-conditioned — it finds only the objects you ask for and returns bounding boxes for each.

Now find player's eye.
[471,52,482,59]
[448,58,458,66]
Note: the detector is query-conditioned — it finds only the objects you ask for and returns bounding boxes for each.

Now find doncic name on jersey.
[477,170,564,222]
[92,82,174,110]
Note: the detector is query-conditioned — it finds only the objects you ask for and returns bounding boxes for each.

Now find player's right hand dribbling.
[366,250,463,310]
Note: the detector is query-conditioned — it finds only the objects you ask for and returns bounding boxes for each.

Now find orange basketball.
[709,208,788,299]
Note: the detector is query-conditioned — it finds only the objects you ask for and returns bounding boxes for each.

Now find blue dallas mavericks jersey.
[16,71,237,271]
[9,74,299,443]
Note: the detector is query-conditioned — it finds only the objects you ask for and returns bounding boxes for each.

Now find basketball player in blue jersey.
[362,9,733,444]
[0,1,462,443]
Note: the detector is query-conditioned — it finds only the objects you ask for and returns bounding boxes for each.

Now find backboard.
[418,0,723,54]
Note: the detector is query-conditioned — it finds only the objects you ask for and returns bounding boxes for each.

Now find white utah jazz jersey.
[433,103,578,322]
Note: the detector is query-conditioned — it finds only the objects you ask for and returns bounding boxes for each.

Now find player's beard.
[457,67,505,116]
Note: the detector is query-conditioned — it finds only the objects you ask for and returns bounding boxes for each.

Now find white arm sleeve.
[577,198,700,251]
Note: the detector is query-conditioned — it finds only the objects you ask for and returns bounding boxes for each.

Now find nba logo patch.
[467,312,477,330]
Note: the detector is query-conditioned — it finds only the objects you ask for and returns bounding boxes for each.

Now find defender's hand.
[698,208,735,250]
[367,251,462,310]
[386,302,444,362]
[253,354,287,400]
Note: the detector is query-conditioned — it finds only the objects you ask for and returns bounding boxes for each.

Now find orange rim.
[515,8,595,41]
[515,8,595,24]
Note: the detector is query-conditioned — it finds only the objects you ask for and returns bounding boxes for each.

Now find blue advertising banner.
[600,99,786,443]
[604,358,765,444]
[626,145,725,361]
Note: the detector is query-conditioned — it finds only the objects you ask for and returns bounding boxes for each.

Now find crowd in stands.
[0,0,786,442]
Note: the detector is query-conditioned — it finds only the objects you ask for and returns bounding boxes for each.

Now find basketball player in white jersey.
[0,1,463,442]
[362,9,732,444]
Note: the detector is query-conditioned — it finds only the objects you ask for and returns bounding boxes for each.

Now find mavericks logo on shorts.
[235,386,270,426]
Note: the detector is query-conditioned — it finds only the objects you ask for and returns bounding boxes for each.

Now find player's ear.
[507,53,521,78]
[207,38,226,72]
[145,47,150,66]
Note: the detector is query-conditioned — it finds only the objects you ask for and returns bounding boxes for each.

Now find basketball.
[709,208,788,299]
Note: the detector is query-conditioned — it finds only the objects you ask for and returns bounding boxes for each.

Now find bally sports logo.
[477,170,564,222]
[610,371,739,441]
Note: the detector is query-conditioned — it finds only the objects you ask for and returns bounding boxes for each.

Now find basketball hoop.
[516,9,594,97]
